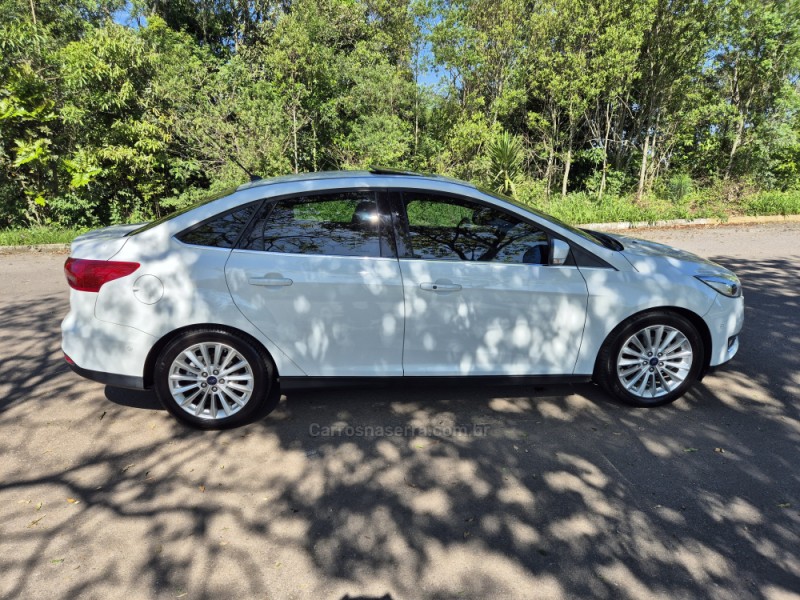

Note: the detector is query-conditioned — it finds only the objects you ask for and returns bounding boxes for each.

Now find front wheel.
[595,311,704,407]
[153,328,277,429]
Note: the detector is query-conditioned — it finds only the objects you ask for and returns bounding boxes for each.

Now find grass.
[743,190,800,216]
[1,188,799,246]
[0,226,88,246]
[540,193,715,225]
[531,188,800,225]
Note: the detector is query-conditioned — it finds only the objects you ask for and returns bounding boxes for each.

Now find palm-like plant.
[489,131,524,200]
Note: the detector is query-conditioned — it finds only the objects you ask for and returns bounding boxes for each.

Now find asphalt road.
[1,223,798,600]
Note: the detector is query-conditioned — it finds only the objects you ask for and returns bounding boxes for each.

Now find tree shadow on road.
[0,256,798,599]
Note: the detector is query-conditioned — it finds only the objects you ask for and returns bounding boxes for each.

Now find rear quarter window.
[176,202,260,248]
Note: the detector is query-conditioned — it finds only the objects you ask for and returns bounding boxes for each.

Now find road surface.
[1,222,798,599]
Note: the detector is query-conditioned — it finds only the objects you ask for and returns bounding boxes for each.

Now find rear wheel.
[596,311,703,407]
[154,329,277,429]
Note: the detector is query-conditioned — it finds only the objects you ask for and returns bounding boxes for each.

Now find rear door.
[393,191,589,376]
[225,190,405,376]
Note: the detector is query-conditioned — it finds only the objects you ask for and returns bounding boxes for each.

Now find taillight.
[64,258,140,292]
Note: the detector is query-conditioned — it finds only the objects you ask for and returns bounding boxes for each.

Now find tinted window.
[177,202,259,248]
[477,186,605,247]
[242,192,382,257]
[129,187,238,236]
[402,194,550,264]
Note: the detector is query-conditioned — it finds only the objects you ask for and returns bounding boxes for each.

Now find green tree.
[713,0,800,180]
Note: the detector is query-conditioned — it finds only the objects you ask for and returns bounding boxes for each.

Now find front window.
[478,187,606,247]
[401,193,551,264]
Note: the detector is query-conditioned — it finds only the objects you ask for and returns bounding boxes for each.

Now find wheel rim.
[617,325,693,399]
[168,342,255,420]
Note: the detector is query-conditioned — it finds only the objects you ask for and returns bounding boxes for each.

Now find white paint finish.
[399,260,588,376]
[573,266,718,375]
[61,289,155,377]
[616,235,729,280]
[225,251,405,376]
[61,171,745,388]
[568,230,743,374]
[132,274,164,305]
[68,223,139,260]
[92,235,305,377]
[703,293,744,366]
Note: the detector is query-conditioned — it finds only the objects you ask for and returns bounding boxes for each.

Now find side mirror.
[551,239,570,266]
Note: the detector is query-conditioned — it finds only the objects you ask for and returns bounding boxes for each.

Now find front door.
[394,191,589,376]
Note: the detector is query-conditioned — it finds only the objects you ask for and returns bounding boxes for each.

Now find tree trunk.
[311,120,318,172]
[561,122,574,197]
[599,101,612,199]
[545,145,554,198]
[414,86,419,156]
[725,114,745,180]
[648,133,658,189]
[646,113,664,190]
[544,106,558,198]
[724,62,742,181]
[291,103,299,174]
[637,131,650,200]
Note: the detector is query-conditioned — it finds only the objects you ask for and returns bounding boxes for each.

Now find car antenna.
[229,154,261,182]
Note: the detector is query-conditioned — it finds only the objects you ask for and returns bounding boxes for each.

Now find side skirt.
[279,374,592,391]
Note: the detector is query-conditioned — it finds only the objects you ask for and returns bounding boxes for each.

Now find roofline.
[236,169,475,192]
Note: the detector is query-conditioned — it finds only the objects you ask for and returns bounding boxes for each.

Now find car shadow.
[1,252,798,599]
[104,386,163,411]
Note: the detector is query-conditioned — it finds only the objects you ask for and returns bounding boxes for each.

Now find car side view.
[62,169,744,428]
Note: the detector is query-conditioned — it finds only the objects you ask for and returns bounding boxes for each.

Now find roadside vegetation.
[2,0,800,244]
[0,227,86,246]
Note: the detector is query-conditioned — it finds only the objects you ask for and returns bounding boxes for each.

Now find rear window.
[126,187,238,236]
[177,202,260,248]
[241,191,384,257]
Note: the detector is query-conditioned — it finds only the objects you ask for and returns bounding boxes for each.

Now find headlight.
[695,273,742,297]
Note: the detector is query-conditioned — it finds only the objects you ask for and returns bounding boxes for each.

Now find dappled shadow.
[1,250,799,599]
[0,292,74,415]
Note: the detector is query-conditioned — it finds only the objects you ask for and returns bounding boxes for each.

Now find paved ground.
[1,223,798,600]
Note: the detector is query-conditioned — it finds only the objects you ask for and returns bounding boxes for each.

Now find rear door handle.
[248,276,293,287]
[420,282,462,292]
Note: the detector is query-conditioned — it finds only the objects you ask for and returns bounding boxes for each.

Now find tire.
[153,328,278,429]
[595,311,704,407]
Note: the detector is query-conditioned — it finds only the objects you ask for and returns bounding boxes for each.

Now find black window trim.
[172,185,614,269]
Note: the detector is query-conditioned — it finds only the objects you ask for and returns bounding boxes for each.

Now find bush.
[665,174,694,202]
[744,189,800,215]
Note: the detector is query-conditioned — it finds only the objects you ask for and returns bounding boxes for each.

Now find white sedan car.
[62,169,744,428]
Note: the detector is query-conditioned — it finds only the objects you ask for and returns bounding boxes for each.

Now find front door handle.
[248,276,293,287]
[420,281,462,292]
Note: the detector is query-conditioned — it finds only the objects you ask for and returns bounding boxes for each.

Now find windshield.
[126,187,238,236]
[477,187,606,247]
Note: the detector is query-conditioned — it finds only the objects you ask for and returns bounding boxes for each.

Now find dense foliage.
[1,0,799,230]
